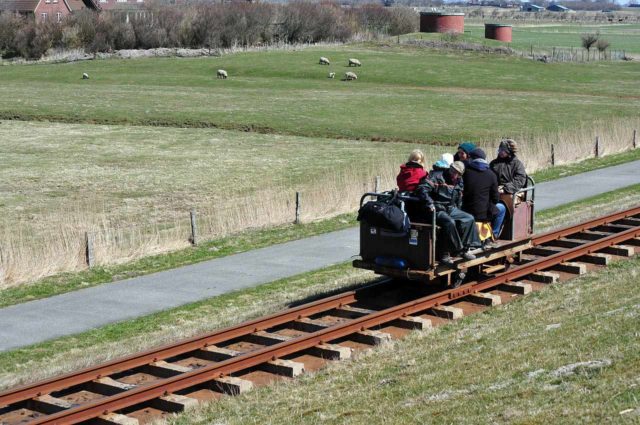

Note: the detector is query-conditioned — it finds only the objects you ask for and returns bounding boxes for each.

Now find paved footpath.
[1,160,639,352]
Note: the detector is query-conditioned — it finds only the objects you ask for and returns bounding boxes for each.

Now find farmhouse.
[547,4,572,12]
[0,0,98,21]
[521,3,544,11]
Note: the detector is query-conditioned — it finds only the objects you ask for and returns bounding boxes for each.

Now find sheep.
[344,71,358,81]
[348,58,361,67]
[328,72,335,79]
[217,69,228,79]
[82,73,89,80]
[319,56,330,65]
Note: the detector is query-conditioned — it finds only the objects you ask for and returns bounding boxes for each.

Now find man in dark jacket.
[490,139,527,195]
[462,148,506,242]
[415,161,480,265]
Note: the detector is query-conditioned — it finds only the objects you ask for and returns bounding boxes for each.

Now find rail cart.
[353,177,536,286]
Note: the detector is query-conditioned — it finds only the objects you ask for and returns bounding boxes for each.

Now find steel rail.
[531,206,640,245]
[27,220,640,425]
[0,288,366,406]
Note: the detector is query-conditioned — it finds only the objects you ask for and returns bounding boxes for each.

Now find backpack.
[357,191,410,234]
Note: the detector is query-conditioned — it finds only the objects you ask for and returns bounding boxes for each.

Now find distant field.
[405,23,640,55]
[0,43,639,143]
[469,23,640,54]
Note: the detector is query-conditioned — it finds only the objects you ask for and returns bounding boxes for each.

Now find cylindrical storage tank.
[419,12,465,34]
[485,23,512,42]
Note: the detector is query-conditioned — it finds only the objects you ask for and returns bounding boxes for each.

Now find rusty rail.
[0,289,362,406]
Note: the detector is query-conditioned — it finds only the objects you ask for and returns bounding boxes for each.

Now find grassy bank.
[0,44,639,142]
[175,256,640,425]
[1,184,638,392]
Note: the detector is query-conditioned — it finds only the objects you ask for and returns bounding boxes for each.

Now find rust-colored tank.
[485,23,513,42]
[419,12,465,34]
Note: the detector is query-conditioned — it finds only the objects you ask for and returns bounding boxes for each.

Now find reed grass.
[0,117,638,289]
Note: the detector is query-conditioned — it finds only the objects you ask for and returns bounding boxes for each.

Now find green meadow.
[1,42,639,143]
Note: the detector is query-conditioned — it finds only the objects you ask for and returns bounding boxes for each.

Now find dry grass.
[509,118,640,172]
[0,117,638,288]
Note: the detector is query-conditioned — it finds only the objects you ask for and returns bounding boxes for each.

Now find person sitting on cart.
[490,139,527,237]
[415,161,481,265]
[453,141,476,164]
[431,153,454,172]
[396,149,427,192]
[490,139,527,196]
[462,148,503,245]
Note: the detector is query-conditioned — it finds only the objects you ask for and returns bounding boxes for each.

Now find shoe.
[461,250,476,261]
[452,271,466,288]
[484,240,498,250]
[439,252,454,266]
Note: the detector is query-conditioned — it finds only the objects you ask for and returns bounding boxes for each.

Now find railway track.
[1,206,639,425]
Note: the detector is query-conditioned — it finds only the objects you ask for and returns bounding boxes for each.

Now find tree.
[595,38,610,60]
[580,32,598,60]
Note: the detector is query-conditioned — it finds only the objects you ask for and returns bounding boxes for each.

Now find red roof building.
[0,0,98,21]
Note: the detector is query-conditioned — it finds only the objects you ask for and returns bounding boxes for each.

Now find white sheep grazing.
[348,58,361,67]
[217,69,228,79]
[344,71,358,81]
[319,56,330,65]
[328,72,335,79]
[82,73,89,80]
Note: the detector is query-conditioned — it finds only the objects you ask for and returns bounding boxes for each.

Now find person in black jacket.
[490,139,527,195]
[462,148,506,243]
[415,161,480,265]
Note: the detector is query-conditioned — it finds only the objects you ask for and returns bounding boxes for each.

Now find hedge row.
[0,2,418,59]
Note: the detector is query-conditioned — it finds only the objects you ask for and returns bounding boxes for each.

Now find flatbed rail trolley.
[353,178,536,286]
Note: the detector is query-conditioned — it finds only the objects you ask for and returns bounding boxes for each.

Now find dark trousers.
[435,207,480,254]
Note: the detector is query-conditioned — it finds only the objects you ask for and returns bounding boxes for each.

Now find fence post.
[595,136,600,158]
[295,192,301,224]
[374,176,381,193]
[190,209,198,246]
[85,231,95,268]
[551,144,555,166]
[633,129,637,149]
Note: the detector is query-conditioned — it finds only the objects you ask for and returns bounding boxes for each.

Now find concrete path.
[1,160,639,352]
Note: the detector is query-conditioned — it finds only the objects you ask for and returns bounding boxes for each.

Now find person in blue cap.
[454,141,476,164]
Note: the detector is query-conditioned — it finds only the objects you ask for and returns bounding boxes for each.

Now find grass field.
[1,43,639,143]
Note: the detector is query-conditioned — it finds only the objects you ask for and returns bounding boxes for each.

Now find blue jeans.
[492,203,507,238]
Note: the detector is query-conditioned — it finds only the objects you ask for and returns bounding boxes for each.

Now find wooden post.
[551,144,555,166]
[595,136,600,158]
[633,129,637,149]
[530,44,533,57]
[295,192,301,224]
[85,231,95,268]
[190,209,198,246]
[374,176,381,193]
